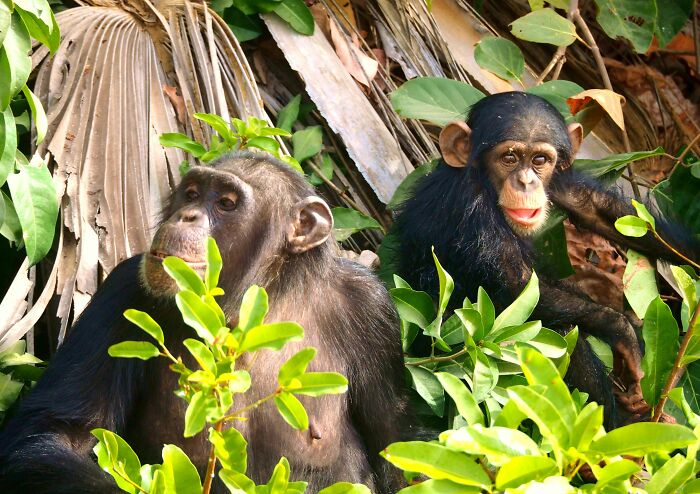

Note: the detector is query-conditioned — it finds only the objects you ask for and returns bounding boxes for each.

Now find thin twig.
[669,132,700,177]
[572,7,640,198]
[202,421,223,494]
[405,348,469,366]
[652,230,700,270]
[653,300,700,421]
[535,0,578,84]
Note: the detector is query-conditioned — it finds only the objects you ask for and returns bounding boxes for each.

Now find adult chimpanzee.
[0,153,408,494]
[394,91,699,426]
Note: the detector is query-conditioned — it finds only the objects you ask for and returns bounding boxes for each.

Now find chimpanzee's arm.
[550,171,699,265]
[0,256,148,494]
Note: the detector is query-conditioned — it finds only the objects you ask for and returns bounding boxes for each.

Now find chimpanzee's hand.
[611,316,648,414]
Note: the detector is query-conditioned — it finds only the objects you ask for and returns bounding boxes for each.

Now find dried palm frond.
[0,0,268,349]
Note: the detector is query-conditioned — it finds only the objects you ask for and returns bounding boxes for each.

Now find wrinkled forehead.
[182,166,250,192]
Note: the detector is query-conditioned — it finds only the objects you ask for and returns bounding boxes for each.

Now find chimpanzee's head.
[438,91,583,235]
[141,152,334,296]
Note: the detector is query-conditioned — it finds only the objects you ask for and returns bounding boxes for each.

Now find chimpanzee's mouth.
[504,208,543,226]
[148,251,207,269]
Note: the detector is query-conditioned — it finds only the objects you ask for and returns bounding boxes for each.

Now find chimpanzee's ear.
[287,196,333,254]
[567,123,583,157]
[439,121,472,168]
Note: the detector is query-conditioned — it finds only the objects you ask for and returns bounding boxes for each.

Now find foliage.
[211,0,314,40]
[160,111,381,245]
[1,0,59,265]
[383,346,700,493]
[0,339,43,427]
[95,238,360,494]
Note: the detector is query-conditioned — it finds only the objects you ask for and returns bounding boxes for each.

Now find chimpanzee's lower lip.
[504,207,543,226]
[148,252,206,269]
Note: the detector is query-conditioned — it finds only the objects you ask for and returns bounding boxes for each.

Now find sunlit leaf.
[123,309,164,345]
[274,391,309,430]
[331,207,382,242]
[108,341,160,360]
[510,9,577,46]
[474,37,524,82]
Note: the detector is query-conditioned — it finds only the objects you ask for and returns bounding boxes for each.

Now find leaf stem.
[405,348,469,366]
[535,0,578,84]
[653,297,700,420]
[202,421,223,494]
[222,389,280,421]
[651,230,700,270]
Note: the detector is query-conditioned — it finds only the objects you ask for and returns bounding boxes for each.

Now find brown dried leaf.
[329,17,378,86]
[568,89,627,131]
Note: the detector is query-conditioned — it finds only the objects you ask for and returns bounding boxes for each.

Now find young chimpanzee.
[0,153,408,493]
[394,92,699,426]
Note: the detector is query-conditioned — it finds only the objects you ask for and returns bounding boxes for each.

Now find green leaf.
[670,265,696,332]
[407,366,445,417]
[487,321,541,344]
[238,285,268,332]
[108,341,160,360]
[0,372,23,411]
[0,105,16,186]
[590,423,696,457]
[572,402,604,451]
[0,0,10,46]
[0,12,32,109]
[510,9,578,46]
[574,147,665,179]
[205,237,222,292]
[594,0,656,53]
[184,391,215,437]
[389,77,485,126]
[495,456,558,490]
[246,136,280,155]
[474,37,524,82]
[631,200,656,229]
[123,309,164,345]
[614,215,648,237]
[7,162,59,265]
[278,347,316,386]
[432,249,454,318]
[331,207,382,241]
[668,388,700,428]
[492,272,539,332]
[308,152,334,186]
[183,339,216,374]
[641,297,679,407]
[507,384,570,449]
[159,133,206,158]
[622,250,659,319]
[472,348,498,402]
[526,327,568,358]
[210,427,247,473]
[161,444,202,494]
[21,85,47,145]
[287,372,348,396]
[387,160,438,210]
[594,458,640,486]
[267,457,291,494]
[435,372,484,426]
[645,454,694,494]
[276,94,301,133]
[92,429,142,494]
[223,5,263,42]
[194,113,234,144]
[162,256,206,296]
[292,126,323,162]
[238,321,304,353]
[274,391,309,430]
[654,0,693,47]
[391,287,437,329]
[13,0,59,49]
[396,479,480,494]
[527,80,584,123]
[219,470,255,494]
[0,190,21,245]
[380,442,490,488]
[318,483,371,494]
[476,287,495,333]
[274,0,314,35]
[441,424,542,466]
[175,291,221,343]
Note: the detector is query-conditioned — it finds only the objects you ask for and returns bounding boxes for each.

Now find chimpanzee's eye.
[502,153,518,164]
[217,197,237,211]
[185,188,199,201]
[532,155,548,166]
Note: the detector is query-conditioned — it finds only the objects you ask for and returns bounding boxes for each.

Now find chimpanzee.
[0,153,408,494]
[394,91,699,426]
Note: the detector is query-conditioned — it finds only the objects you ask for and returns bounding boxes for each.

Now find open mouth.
[148,251,207,269]
[504,208,543,226]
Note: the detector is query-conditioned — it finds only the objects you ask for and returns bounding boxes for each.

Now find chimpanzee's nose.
[177,208,209,229]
